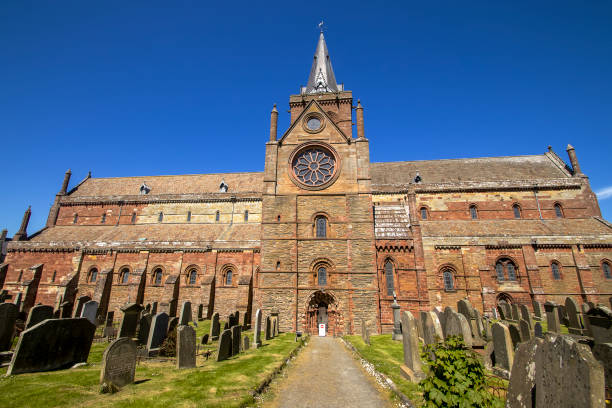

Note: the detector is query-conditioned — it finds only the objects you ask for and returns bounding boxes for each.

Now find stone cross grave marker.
[210,312,220,341]
[100,337,137,388]
[81,300,99,325]
[399,311,424,382]
[25,304,53,329]
[177,325,196,369]
[217,329,232,362]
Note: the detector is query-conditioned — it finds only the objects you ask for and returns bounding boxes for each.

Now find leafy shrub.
[159,327,177,357]
[419,336,503,408]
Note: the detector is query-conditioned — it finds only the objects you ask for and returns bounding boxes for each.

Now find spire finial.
[318,21,324,32]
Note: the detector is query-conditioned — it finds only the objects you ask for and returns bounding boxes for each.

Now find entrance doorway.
[305,291,340,336]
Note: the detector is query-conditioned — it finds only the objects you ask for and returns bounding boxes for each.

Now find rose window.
[292,148,336,187]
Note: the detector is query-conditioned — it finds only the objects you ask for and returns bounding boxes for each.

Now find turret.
[269,104,278,142]
[356,100,365,140]
[59,169,72,194]
[566,144,583,176]
[13,206,31,241]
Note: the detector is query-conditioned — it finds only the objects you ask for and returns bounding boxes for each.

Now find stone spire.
[304,31,339,94]
[13,206,31,241]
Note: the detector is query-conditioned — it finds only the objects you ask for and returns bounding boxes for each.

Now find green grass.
[0,327,304,408]
[344,334,423,406]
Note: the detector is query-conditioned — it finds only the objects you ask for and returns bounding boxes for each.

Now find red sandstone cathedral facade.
[1,33,611,335]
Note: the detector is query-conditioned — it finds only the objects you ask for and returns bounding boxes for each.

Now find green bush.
[419,336,503,408]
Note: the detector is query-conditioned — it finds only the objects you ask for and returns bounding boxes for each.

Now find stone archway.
[496,292,514,305]
[304,290,342,336]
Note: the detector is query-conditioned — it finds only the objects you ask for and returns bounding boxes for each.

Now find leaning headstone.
[118,303,143,338]
[491,322,514,377]
[201,333,209,345]
[506,338,542,408]
[565,297,583,335]
[25,304,53,329]
[210,312,220,341]
[137,313,152,345]
[100,337,137,388]
[243,335,250,351]
[197,304,203,321]
[231,325,242,356]
[544,301,560,333]
[399,311,424,382]
[535,334,605,407]
[81,300,99,325]
[442,306,455,337]
[508,324,522,349]
[73,295,91,318]
[497,304,506,321]
[511,304,520,322]
[147,312,169,351]
[586,306,612,344]
[59,301,73,318]
[433,306,445,334]
[581,303,593,337]
[177,325,196,369]
[7,318,95,375]
[445,311,473,348]
[0,303,18,351]
[216,329,232,362]
[253,309,262,348]
[151,302,158,315]
[519,319,532,341]
[361,319,370,345]
[420,311,443,345]
[534,321,543,338]
[391,296,402,341]
[503,303,512,321]
[519,304,532,329]
[532,300,542,320]
[168,317,179,334]
[178,301,192,326]
[457,299,474,320]
[265,316,271,340]
[557,305,569,327]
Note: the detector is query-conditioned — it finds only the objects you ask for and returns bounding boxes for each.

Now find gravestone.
[491,322,514,376]
[106,311,114,327]
[391,297,402,341]
[73,295,91,318]
[445,311,473,348]
[265,316,272,340]
[253,309,262,348]
[201,333,209,345]
[60,301,73,318]
[586,306,612,344]
[557,305,569,327]
[25,304,53,329]
[519,319,532,341]
[420,311,443,345]
[535,334,605,407]
[13,292,23,310]
[544,301,560,333]
[503,303,512,321]
[7,318,95,375]
[231,325,242,356]
[491,307,499,320]
[151,302,158,315]
[581,303,593,337]
[508,324,522,349]
[361,319,370,345]
[592,343,612,397]
[482,316,493,340]
[197,304,203,321]
[433,306,445,334]
[210,312,220,341]
[511,304,520,322]
[442,306,455,337]
[457,299,474,322]
[147,312,169,351]
[216,329,232,361]
[519,304,532,329]
[399,311,424,382]
[179,301,192,326]
[506,337,542,408]
[474,310,486,339]
[100,337,137,388]
[0,303,18,351]
[118,303,143,338]
[497,304,506,321]
[168,317,179,333]
[145,304,151,313]
[81,300,99,325]
[534,321,543,338]
[223,322,229,331]
[137,313,152,345]
[532,300,542,320]
[242,311,250,330]
[565,296,583,335]
[272,319,277,338]
[177,325,196,369]
[243,335,250,351]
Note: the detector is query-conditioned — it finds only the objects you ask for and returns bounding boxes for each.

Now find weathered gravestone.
[81,300,99,325]
[216,329,232,362]
[0,303,18,351]
[118,303,143,338]
[592,343,612,397]
[231,325,242,356]
[223,322,229,331]
[151,302,158,315]
[242,311,250,330]
[445,310,473,348]
[565,296,583,335]
[272,319,277,338]
[7,318,95,375]
[581,303,593,337]
[147,312,169,351]
[210,312,220,341]
[532,300,542,320]
[586,306,612,344]
[243,335,250,351]
[201,333,209,345]
[474,310,485,340]
[519,304,532,329]
[544,301,560,333]
[557,305,569,327]
[505,337,542,408]
[497,304,506,320]
[137,313,152,345]
[391,295,402,341]
[177,325,196,369]
[25,304,53,329]
[197,304,203,321]
[59,301,73,318]
[179,301,192,326]
[253,309,262,348]
[400,311,424,382]
[491,322,514,377]
[519,319,532,341]
[491,307,499,320]
[420,311,443,345]
[442,306,455,337]
[73,295,91,318]
[168,317,179,333]
[265,316,272,340]
[361,319,370,345]
[100,337,137,388]
[535,334,605,407]
[433,306,445,334]
[511,304,520,322]
[13,292,23,311]
[534,321,543,338]
[508,324,522,349]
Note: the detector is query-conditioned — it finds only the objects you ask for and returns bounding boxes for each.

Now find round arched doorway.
[304,290,341,336]
[496,292,514,305]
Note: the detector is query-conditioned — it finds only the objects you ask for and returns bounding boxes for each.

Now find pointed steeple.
[304,31,340,94]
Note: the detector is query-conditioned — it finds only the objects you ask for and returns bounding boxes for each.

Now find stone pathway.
[265,336,392,408]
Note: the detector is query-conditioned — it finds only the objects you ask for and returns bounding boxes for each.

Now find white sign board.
[318,323,326,337]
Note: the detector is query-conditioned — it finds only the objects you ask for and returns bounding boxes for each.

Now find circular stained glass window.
[306,117,321,131]
[292,147,336,187]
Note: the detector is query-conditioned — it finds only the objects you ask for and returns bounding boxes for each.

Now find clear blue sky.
[1,1,611,235]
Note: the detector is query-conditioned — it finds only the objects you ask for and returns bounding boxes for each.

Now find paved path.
[266,336,392,408]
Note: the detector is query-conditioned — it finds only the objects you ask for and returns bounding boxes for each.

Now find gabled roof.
[278,99,350,144]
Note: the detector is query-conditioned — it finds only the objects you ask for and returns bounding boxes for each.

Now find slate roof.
[374,205,411,239]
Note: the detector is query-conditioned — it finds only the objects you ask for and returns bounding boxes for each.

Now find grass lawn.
[344,334,424,406]
[0,321,304,408]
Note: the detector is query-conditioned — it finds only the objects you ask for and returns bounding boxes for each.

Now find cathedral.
[1,32,611,336]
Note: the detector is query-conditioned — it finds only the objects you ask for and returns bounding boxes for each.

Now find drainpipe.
[533,188,543,220]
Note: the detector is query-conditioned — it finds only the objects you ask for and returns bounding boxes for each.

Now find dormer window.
[140,182,151,195]
[219,180,228,193]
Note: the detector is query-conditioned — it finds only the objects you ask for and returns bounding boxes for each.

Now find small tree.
[419,336,503,408]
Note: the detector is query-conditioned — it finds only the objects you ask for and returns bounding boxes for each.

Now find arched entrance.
[305,291,340,336]
[496,292,513,305]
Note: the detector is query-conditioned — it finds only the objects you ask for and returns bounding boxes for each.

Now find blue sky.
[1,1,611,234]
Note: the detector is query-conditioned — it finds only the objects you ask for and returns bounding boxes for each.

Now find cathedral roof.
[303,32,339,94]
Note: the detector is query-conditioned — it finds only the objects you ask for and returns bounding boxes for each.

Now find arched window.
[158,212,163,222]
[101,213,106,224]
[131,212,137,224]
[470,205,478,220]
[153,268,163,285]
[187,211,191,222]
[89,267,98,283]
[384,260,394,296]
[120,267,129,284]
[554,203,564,218]
[420,207,428,220]
[215,210,220,222]
[317,266,327,286]
[277,215,281,222]
[73,213,78,224]
[315,215,327,238]
[551,262,561,280]
[188,269,197,285]
[513,204,521,219]
[51,271,56,283]
[225,269,233,285]
[244,210,249,222]
[495,258,518,282]
[443,269,454,291]
[276,261,281,271]
[603,261,612,279]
